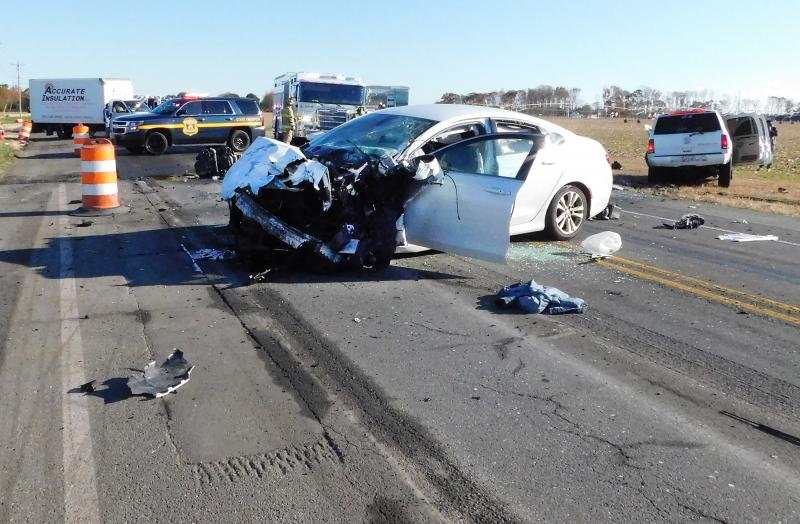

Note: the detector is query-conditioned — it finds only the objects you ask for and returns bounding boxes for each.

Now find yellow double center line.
[594,255,800,326]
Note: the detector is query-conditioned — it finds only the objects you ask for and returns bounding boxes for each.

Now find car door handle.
[196,117,205,122]
[484,187,511,196]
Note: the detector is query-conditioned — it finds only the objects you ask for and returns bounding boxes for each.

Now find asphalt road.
[1,136,799,523]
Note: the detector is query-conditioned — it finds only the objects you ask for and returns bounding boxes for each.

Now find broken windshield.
[304,113,436,161]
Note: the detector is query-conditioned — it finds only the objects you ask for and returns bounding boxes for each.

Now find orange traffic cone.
[69,139,129,216]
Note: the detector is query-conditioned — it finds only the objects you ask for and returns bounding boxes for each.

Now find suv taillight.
[647,138,655,154]
[721,134,729,149]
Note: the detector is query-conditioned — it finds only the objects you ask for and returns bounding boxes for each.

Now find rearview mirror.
[414,155,443,181]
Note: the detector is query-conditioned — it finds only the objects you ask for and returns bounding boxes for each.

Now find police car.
[110,97,265,155]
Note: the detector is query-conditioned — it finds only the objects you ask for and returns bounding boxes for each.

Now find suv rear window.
[654,113,721,135]
[231,99,260,115]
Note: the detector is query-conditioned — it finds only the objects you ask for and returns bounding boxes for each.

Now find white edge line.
[59,183,102,524]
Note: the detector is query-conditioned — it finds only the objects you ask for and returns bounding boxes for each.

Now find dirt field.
[551,116,800,216]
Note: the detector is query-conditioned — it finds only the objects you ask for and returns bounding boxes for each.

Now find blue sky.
[2,0,798,105]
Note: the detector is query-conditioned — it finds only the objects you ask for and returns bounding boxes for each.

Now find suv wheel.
[718,161,733,187]
[545,185,587,240]
[145,131,168,155]
[228,129,250,152]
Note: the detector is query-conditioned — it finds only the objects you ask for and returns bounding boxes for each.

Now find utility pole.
[11,61,24,118]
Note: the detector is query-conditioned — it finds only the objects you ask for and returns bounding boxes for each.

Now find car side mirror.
[414,155,443,182]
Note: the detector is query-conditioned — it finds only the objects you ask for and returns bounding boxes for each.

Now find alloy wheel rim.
[555,190,585,235]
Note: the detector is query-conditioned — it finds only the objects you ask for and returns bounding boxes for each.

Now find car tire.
[228,129,250,152]
[544,184,587,241]
[144,131,168,155]
[56,125,73,140]
[718,161,733,187]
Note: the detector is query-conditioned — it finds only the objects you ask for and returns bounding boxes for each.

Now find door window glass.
[437,136,535,178]
[179,101,202,116]
[204,100,233,115]
[422,122,486,154]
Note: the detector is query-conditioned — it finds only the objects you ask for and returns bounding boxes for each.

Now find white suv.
[646,110,774,187]
[646,110,733,187]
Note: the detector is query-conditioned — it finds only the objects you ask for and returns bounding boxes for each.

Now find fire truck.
[272,72,366,140]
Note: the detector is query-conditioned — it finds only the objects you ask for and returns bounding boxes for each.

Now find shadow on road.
[0,224,464,288]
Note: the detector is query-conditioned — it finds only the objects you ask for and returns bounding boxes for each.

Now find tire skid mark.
[193,437,340,486]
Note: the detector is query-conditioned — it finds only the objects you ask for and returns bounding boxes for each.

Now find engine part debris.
[194,146,240,178]
[717,233,779,242]
[79,380,96,393]
[580,231,622,257]
[665,213,705,230]
[494,280,588,315]
[127,349,193,398]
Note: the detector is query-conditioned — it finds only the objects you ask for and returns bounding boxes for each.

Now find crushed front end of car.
[221,137,424,271]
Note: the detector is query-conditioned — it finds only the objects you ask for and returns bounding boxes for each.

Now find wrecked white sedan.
[221,104,612,269]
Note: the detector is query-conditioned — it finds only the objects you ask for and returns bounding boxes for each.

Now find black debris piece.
[127,349,193,398]
[76,220,93,228]
[194,146,241,178]
[665,214,705,230]
[611,160,622,170]
[79,380,96,393]
[68,199,82,205]
[594,203,621,220]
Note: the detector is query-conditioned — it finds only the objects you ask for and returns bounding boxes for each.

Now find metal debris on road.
[185,248,236,261]
[127,349,193,398]
[611,160,622,170]
[76,220,93,228]
[593,203,621,220]
[580,231,622,257]
[494,280,588,315]
[665,214,705,230]
[717,233,779,242]
[194,146,241,178]
[80,380,96,393]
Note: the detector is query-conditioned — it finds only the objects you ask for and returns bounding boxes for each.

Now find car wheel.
[228,129,250,152]
[145,131,168,155]
[718,161,733,187]
[545,185,587,240]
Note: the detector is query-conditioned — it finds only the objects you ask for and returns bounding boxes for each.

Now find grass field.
[0,112,30,125]
[551,117,800,216]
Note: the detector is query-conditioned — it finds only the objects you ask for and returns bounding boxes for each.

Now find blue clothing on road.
[494,280,588,315]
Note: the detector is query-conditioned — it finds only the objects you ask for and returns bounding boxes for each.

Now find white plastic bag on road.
[580,231,622,257]
[717,233,779,242]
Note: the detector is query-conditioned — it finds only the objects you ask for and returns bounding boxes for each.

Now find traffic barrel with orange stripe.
[18,121,32,143]
[73,124,90,155]
[0,129,5,142]
[78,139,122,211]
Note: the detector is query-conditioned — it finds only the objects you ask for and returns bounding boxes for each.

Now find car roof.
[379,104,572,134]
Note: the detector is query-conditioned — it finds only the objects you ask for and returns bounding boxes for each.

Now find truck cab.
[273,72,367,143]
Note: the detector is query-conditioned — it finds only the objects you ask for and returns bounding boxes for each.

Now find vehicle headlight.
[129,121,143,131]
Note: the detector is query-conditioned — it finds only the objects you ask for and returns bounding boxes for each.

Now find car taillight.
[721,134,729,149]
[647,138,655,154]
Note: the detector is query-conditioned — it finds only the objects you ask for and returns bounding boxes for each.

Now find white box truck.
[29,78,134,138]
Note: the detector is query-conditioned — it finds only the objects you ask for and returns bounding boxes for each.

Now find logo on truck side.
[182,117,199,136]
[41,83,86,102]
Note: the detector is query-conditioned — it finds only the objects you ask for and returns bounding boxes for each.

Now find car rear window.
[231,99,260,115]
[654,113,721,135]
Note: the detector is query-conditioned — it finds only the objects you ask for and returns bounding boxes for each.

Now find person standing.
[281,97,296,144]
[768,119,778,152]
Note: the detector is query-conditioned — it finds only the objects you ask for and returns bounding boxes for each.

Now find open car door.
[404,133,538,263]
[726,116,761,164]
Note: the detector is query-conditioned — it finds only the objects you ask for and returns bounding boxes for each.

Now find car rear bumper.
[646,152,729,167]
